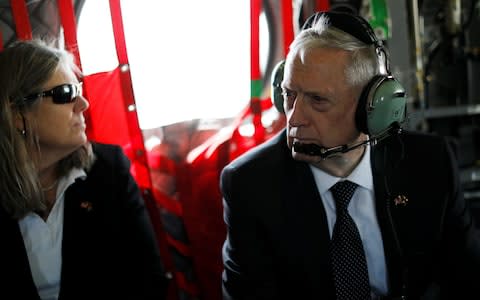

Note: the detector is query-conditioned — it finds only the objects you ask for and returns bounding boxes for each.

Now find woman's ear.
[14,112,27,136]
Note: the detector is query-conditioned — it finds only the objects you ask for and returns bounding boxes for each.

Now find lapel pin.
[393,195,409,207]
[80,201,93,212]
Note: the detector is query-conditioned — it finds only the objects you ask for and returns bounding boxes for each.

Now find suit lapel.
[0,208,41,299]
[371,140,406,297]
[61,160,106,261]
[59,175,99,299]
[282,152,335,296]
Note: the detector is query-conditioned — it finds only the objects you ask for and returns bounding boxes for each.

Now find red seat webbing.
[56,0,94,137]
[281,0,294,57]
[108,1,180,297]
[57,0,82,69]
[108,0,146,163]
[10,0,32,40]
[0,29,3,51]
[317,0,331,11]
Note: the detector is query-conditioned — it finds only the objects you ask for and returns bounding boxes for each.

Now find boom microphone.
[293,139,369,158]
[293,123,402,159]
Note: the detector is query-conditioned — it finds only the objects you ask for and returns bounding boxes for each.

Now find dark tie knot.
[330,180,358,212]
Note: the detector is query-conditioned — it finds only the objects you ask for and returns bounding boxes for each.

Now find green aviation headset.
[271,11,406,137]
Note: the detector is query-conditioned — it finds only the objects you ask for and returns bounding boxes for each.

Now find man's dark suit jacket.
[221,129,480,300]
[0,143,168,299]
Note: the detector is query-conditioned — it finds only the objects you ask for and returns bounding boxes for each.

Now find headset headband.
[302,11,380,47]
[302,11,389,75]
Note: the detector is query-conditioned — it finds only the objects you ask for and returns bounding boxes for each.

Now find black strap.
[301,11,380,47]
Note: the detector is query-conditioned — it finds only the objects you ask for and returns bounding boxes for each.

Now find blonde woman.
[0,40,168,300]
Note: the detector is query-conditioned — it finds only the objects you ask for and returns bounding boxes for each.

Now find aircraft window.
[77,1,272,130]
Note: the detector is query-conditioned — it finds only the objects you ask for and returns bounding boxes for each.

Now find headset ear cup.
[356,76,385,134]
[356,75,407,136]
[271,60,285,113]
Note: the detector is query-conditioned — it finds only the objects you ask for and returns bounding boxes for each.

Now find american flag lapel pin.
[80,201,93,212]
[393,195,409,207]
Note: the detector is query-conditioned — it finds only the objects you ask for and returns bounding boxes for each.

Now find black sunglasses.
[23,83,83,104]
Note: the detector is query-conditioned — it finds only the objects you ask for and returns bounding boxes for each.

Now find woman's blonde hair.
[0,39,93,219]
